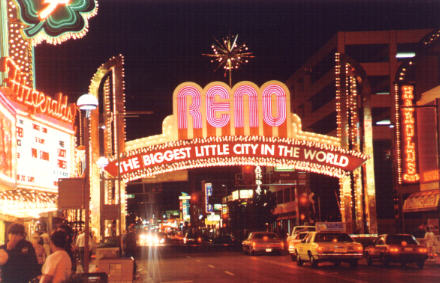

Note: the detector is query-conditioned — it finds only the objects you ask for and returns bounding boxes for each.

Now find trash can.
[97,257,134,282]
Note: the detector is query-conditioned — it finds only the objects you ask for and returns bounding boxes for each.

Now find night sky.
[34,0,439,140]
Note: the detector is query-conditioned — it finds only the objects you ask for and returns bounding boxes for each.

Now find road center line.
[254,257,368,283]
[208,264,215,269]
[224,271,235,276]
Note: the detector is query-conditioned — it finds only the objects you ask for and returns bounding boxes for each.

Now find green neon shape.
[14,0,97,45]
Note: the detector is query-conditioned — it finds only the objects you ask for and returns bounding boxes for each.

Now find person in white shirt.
[75,231,94,272]
[39,230,72,283]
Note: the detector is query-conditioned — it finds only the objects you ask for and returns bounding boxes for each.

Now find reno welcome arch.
[103,80,368,230]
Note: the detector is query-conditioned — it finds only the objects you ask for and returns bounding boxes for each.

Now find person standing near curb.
[39,230,72,283]
[0,223,40,283]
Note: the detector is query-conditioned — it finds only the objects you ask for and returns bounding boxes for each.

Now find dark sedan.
[365,234,428,268]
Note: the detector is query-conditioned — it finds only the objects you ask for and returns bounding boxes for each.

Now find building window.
[367,75,390,95]
[345,44,389,63]
[372,107,391,126]
[396,43,417,61]
[310,84,335,111]
[283,188,291,203]
[308,112,337,135]
[276,190,283,204]
[310,49,336,83]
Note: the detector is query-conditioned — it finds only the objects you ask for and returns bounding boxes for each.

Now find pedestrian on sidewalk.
[31,233,47,271]
[39,230,72,283]
[123,224,137,277]
[0,223,40,283]
[56,222,76,272]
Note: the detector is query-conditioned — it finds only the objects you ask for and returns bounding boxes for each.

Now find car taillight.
[389,247,400,253]
[418,247,428,253]
[317,245,324,253]
[355,245,363,252]
[252,241,256,248]
[197,237,202,243]
[280,242,285,249]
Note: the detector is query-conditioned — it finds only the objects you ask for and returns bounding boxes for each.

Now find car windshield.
[315,233,353,242]
[253,233,279,239]
[386,235,418,245]
[298,233,308,240]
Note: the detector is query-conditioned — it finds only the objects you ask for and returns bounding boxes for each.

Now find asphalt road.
[132,246,440,283]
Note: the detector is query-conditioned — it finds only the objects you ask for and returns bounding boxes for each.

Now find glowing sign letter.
[234,85,258,128]
[262,84,287,127]
[400,85,419,183]
[177,86,202,130]
[206,85,230,128]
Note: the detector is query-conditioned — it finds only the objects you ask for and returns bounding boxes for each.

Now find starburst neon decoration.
[203,34,254,86]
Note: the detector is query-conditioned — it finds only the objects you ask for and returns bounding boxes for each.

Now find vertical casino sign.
[397,85,419,183]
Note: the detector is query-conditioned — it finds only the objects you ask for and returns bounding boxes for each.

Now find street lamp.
[77,93,98,274]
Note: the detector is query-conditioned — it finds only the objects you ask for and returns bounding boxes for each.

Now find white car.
[296,231,363,267]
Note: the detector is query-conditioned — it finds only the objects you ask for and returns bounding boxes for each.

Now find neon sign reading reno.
[174,81,289,139]
[1,57,76,124]
[401,85,419,182]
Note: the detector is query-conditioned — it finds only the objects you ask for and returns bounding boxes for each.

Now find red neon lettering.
[1,57,76,124]
[401,85,419,182]
[58,159,67,169]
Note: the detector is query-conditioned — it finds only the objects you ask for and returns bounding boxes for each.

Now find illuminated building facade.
[0,0,97,242]
[397,29,440,233]
[0,57,77,242]
[286,29,432,233]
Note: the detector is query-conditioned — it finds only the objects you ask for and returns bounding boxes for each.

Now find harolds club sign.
[105,81,368,181]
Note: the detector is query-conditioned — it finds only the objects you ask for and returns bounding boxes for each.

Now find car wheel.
[401,262,407,269]
[381,255,390,267]
[366,254,373,266]
[297,256,304,266]
[350,260,358,268]
[250,248,255,256]
[309,253,318,268]
[417,261,425,269]
[290,253,297,261]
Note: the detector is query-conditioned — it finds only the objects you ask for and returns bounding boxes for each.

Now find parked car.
[287,231,309,261]
[210,234,237,249]
[242,232,285,255]
[183,231,208,247]
[364,234,428,269]
[296,231,363,267]
[287,226,316,243]
[350,234,378,255]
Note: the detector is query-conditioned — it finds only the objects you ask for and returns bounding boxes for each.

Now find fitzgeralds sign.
[14,0,98,45]
[105,81,368,181]
[1,57,76,124]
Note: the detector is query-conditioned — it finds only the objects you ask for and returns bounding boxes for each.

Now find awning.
[403,190,440,213]
[0,189,57,219]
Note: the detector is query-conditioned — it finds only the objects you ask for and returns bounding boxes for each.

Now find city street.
[134,247,440,283]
